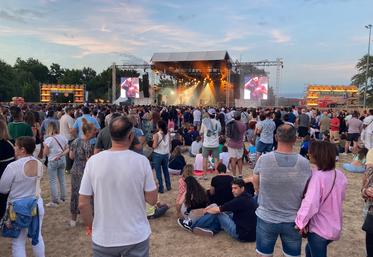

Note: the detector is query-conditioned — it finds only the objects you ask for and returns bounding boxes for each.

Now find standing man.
[193,107,202,130]
[296,108,310,138]
[200,108,221,180]
[255,112,276,159]
[226,111,246,177]
[253,124,311,257]
[330,112,341,143]
[79,116,157,257]
[7,107,33,142]
[362,109,373,150]
[72,106,100,146]
[60,106,75,172]
[40,108,59,139]
[345,111,363,154]
[319,111,331,140]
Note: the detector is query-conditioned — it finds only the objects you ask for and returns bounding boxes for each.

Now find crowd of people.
[0,103,373,257]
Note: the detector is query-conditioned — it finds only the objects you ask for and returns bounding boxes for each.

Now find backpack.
[226,120,240,141]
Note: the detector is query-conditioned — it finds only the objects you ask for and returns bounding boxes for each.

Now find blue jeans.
[152,152,170,192]
[305,232,332,257]
[256,217,302,257]
[192,212,239,240]
[48,158,66,203]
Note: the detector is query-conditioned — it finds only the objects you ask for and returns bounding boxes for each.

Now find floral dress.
[70,138,93,214]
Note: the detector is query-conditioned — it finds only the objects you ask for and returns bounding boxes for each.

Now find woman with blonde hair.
[69,118,95,227]
[43,122,69,207]
[0,117,15,219]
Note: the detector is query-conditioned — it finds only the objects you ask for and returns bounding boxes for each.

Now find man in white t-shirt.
[59,107,75,172]
[200,108,221,179]
[362,109,373,149]
[79,116,157,257]
[193,108,202,128]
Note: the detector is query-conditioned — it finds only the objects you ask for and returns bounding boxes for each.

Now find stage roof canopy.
[150,50,231,63]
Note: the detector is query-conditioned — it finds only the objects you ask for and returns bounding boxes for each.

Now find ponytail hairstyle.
[81,118,95,136]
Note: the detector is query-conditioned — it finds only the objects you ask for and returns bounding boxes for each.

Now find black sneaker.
[177,218,192,232]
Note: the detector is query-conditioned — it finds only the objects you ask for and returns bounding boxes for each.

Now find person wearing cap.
[226,111,247,177]
[362,149,373,256]
[200,108,221,180]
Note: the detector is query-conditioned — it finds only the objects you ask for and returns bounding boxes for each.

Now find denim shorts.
[256,217,302,257]
[256,141,273,154]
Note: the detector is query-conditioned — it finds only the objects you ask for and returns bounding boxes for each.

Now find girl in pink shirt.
[295,141,347,257]
[176,164,194,217]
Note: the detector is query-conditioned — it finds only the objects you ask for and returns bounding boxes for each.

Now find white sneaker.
[70,220,77,227]
[46,202,59,208]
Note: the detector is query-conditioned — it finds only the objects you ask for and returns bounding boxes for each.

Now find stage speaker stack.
[142,73,150,97]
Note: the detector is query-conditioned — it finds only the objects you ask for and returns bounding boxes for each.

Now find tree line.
[0,58,139,102]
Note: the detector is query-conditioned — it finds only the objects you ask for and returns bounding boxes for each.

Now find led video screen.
[244,75,268,100]
[120,77,140,99]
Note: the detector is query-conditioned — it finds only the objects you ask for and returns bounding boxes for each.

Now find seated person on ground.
[343,145,368,173]
[219,146,230,170]
[191,178,257,242]
[171,133,184,153]
[147,201,169,219]
[176,164,194,217]
[177,176,209,227]
[208,163,234,206]
[190,135,202,157]
[168,146,186,175]
[194,148,204,175]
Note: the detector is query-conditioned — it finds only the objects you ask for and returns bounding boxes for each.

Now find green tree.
[48,63,64,83]
[14,57,49,83]
[0,60,16,101]
[351,55,373,106]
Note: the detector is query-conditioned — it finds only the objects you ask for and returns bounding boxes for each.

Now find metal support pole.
[112,63,116,103]
[364,25,372,109]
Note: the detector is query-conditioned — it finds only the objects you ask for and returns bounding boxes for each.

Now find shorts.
[202,146,219,159]
[256,217,301,257]
[297,127,309,137]
[347,133,360,142]
[193,121,201,127]
[228,147,244,159]
[330,130,340,141]
[256,141,273,154]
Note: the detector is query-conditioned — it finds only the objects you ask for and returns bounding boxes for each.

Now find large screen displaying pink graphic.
[244,75,268,100]
[120,77,140,99]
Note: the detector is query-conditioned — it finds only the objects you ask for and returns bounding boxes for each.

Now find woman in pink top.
[176,164,194,217]
[295,141,347,257]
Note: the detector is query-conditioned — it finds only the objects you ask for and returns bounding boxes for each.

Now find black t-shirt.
[169,155,186,171]
[220,193,257,242]
[211,175,234,206]
[0,140,15,178]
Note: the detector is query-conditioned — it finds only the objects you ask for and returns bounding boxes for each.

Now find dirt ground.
[0,149,367,257]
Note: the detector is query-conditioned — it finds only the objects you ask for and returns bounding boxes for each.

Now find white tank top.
[154,131,170,155]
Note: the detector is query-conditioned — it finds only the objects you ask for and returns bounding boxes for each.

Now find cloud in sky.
[0,0,372,97]
[271,29,291,43]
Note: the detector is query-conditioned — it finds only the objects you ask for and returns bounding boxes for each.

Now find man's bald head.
[276,124,296,144]
[109,116,133,142]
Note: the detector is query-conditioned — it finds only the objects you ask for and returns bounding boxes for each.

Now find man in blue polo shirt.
[73,106,100,145]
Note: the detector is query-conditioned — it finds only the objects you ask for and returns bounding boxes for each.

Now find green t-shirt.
[8,122,33,140]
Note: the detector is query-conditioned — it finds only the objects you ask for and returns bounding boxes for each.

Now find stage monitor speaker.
[231,73,240,99]
[142,73,150,97]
